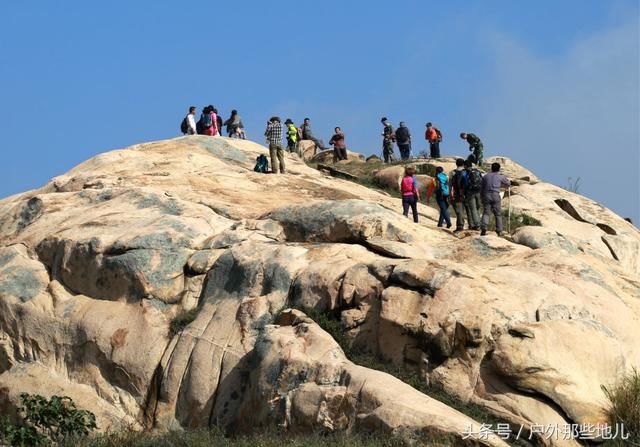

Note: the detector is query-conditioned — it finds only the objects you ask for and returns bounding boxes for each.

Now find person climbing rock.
[426,166,452,228]
[301,118,328,151]
[460,132,483,166]
[329,127,348,162]
[395,122,412,160]
[285,119,298,155]
[381,117,396,163]
[450,158,468,233]
[264,117,286,174]
[425,122,442,158]
[400,166,420,223]
[463,159,483,230]
[480,162,511,236]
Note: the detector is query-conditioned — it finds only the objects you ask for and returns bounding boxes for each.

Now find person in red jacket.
[400,166,420,223]
[425,122,442,158]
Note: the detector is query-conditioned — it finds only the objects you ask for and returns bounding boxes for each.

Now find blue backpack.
[436,172,450,197]
[203,113,213,128]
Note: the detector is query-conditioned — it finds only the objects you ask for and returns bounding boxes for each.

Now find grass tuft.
[602,368,640,446]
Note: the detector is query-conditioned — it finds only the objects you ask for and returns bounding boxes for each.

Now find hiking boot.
[446,223,452,229]
[471,226,480,231]
[453,228,463,234]
[480,229,487,236]
[496,231,502,237]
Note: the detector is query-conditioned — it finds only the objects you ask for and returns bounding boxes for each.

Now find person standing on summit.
[265,117,286,174]
[329,127,348,162]
[395,122,412,160]
[460,132,483,166]
[425,122,442,158]
[480,162,511,237]
[301,118,328,151]
[381,117,395,163]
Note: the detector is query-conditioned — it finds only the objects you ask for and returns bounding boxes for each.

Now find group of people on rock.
[380,117,484,166]
[263,116,349,174]
[402,160,511,236]
[181,106,246,139]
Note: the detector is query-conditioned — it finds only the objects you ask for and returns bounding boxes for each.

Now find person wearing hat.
[381,117,395,163]
[264,117,286,174]
[460,132,484,166]
[425,122,442,158]
[285,119,299,155]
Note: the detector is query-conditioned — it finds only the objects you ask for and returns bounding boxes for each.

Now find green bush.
[0,393,96,446]
[603,368,640,445]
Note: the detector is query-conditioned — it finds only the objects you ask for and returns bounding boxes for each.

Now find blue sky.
[1,0,638,221]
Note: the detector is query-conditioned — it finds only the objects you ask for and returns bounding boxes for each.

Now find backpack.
[400,176,415,195]
[196,117,204,134]
[451,170,465,199]
[254,154,269,173]
[435,128,442,142]
[180,116,189,134]
[396,127,410,143]
[203,113,213,128]
[436,172,450,197]
[467,169,483,192]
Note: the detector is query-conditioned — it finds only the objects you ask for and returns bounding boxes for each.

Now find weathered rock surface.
[0,135,638,446]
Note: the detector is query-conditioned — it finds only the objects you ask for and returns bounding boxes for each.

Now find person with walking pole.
[480,162,511,237]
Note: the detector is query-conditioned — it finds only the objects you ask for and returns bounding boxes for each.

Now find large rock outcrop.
[0,136,638,446]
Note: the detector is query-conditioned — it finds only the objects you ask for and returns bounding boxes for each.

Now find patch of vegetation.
[66,429,418,447]
[483,210,542,234]
[564,176,581,194]
[602,368,640,446]
[169,308,199,337]
[0,393,96,446]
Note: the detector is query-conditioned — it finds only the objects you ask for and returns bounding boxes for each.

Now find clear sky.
[1,0,639,222]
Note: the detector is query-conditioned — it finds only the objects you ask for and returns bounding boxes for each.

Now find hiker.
[301,118,328,151]
[400,166,420,223]
[197,106,218,136]
[460,132,483,166]
[329,127,348,162]
[463,159,483,230]
[381,117,396,163]
[395,122,412,160]
[480,162,511,236]
[213,108,223,136]
[450,158,468,233]
[425,122,442,158]
[426,166,452,228]
[264,117,286,174]
[181,106,197,135]
[224,110,244,138]
[285,119,299,155]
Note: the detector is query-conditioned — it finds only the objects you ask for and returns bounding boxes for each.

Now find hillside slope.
[0,136,638,446]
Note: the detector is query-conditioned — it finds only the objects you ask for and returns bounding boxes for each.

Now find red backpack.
[401,176,415,195]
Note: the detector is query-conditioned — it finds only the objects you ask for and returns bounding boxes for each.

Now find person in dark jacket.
[395,122,412,160]
[450,158,468,233]
[329,127,348,162]
[460,132,484,166]
[381,117,395,163]
[224,110,244,138]
[480,162,511,236]
[463,159,482,230]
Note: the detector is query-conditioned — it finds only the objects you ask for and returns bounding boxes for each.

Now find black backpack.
[451,170,465,199]
[180,116,189,134]
[396,127,410,143]
[467,169,483,192]
[254,154,269,173]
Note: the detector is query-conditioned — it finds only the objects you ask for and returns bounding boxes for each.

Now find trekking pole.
[507,186,512,234]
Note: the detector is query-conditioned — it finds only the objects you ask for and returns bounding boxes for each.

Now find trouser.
[429,141,440,158]
[453,200,466,230]
[306,137,326,151]
[473,145,484,166]
[287,139,297,154]
[398,143,411,160]
[269,143,286,174]
[334,147,347,161]
[383,142,395,163]
[464,192,481,229]
[402,194,418,223]
[436,195,451,227]
[482,192,503,233]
